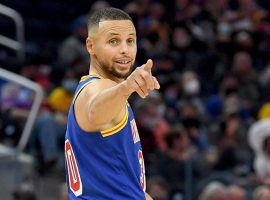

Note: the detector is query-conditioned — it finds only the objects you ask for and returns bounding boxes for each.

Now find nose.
[119,42,128,54]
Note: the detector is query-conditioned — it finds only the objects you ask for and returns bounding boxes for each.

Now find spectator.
[232,51,259,110]
[58,183,68,200]
[134,91,169,151]
[0,0,269,199]
[226,185,247,200]
[147,125,209,197]
[58,16,89,68]
[12,183,36,200]
[214,107,250,172]
[147,176,170,200]
[256,135,270,179]
[253,185,270,200]
[199,181,227,200]
[32,70,78,174]
[178,70,206,118]
[248,119,270,182]
[179,102,210,152]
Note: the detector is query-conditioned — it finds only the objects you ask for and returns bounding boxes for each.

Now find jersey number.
[65,140,82,196]
[138,150,146,192]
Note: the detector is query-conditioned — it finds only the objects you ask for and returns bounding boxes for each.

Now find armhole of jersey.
[71,77,99,133]
[72,82,91,105]
[100,105,129,137]
[72,77,100,105]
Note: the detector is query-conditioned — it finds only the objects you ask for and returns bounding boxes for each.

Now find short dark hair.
[88,7,133,31]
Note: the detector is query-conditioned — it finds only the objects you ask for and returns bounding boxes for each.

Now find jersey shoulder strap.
[72,75,101,104]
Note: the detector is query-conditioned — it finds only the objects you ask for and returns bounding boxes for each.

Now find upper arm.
[74,78,123,132]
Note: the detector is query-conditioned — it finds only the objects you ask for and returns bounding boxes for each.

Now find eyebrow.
[108,32,136,36]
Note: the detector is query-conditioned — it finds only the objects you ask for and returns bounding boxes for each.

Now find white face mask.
[62,79,78,92]
[183,79,200,95]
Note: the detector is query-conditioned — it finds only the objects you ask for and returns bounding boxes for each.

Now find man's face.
[89,20,137,79]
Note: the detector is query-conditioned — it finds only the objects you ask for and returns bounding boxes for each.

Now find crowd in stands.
[1,0,270,199]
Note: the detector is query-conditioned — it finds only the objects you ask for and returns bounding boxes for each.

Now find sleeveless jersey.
[65,75,146,200]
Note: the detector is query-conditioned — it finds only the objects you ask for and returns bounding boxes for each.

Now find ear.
[86,37,94,55]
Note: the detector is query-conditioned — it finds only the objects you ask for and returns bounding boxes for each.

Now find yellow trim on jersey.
[80,74,104,82]
[101,105,129,137]
[72,77,99,105]
[80,75,89,82]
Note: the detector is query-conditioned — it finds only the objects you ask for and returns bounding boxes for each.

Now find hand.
[145,192,154,200]
[124,59,160,98]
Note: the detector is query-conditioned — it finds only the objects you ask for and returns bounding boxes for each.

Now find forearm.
[88,81,131,126]
[87,59,159,129]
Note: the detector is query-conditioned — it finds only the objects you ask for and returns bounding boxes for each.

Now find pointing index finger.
[143,59,153,72]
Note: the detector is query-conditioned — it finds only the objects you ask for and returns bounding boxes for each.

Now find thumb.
[143,59,153,72]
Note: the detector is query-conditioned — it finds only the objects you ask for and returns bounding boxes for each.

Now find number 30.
[138,150,146,192]
[65,140,82,196]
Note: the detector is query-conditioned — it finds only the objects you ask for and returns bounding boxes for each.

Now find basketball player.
[64,7,159,199]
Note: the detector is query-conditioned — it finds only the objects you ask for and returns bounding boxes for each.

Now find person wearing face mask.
[182,71,200,96]
[48,70,78,114]
[61,78,78,93]
[31,71,78,174]
[178,71,206,120]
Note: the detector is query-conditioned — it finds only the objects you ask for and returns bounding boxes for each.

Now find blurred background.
[0,0,270,199]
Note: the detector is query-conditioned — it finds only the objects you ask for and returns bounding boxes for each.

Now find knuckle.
[134,68,140,74]
[138,80,145,85]
[137,71,144,77]
[137,67,142,72]
[141,71,148,78]
[134,84,139,90]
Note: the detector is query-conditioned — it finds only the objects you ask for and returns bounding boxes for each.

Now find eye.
[127,39,135,45]
[109,39,119,46]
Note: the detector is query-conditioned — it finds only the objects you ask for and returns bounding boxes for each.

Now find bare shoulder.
[74,78,118,132]
[83,78,118,99]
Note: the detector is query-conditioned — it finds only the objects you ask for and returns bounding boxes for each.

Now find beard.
[98,57,134,79]
[110,64,133,79]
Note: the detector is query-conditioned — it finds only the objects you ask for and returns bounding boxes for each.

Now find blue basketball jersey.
[65,75,146,200]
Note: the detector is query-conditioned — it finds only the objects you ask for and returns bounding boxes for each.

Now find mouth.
[115,60,132,69]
